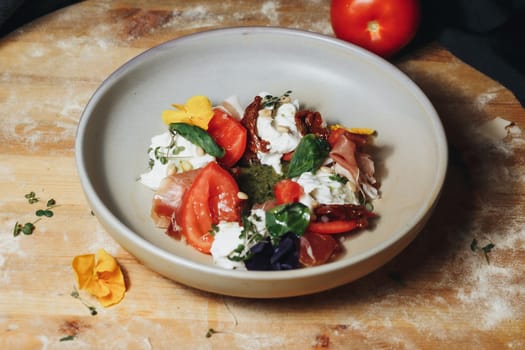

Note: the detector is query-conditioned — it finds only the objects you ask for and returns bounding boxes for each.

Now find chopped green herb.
[329,174,348,184]
[59,335,75,342]
[172,145,186,155]
[261,90,293,109]
[206,328,219,338]
[47,199,56,207]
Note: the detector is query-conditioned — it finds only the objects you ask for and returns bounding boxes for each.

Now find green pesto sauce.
[237,164,285,205]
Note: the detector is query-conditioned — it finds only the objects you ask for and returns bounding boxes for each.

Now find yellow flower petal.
[95,249,121,273]
[72,254,96,290]
[161,109,191,125]
[72,249,126,307]
[162,95,214,129]
[171,103,187,111]
[330,124,376,135]
[185,95,212,116]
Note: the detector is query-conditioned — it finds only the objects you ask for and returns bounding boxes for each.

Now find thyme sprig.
[227,214,264,262]
[13,192,57,237]
[261,90,293,110]
[71,286,98,316]
[147,132,187,169]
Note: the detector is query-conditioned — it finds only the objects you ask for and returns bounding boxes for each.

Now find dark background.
[1,0,524,106]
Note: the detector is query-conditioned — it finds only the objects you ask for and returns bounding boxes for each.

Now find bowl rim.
[75,26,448,282]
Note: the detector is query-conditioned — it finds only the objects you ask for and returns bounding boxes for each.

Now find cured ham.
[329,130,379,200]
[151,169,200,237]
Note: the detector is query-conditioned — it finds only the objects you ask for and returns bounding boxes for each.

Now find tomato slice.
[207,109,247,167]
[274,179,304,204]
[180,162,243,253]
[307,220,361,234]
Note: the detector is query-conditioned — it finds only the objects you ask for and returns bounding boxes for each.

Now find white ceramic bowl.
[75,27,447,298]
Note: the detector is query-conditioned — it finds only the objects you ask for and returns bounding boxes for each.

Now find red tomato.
[180,162,243,253]
[330,0,421,58]
[307,220,361,234]
[207,109,247,167]
[274,179,304,204]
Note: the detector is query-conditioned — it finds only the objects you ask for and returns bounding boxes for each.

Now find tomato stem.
[367,20,381,41]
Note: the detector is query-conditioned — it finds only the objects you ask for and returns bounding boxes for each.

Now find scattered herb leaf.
[14,192,57,237]
[71,286,98,316]
[24,191,39,204]
[470,238,495,264]
[206,328,219,338]
[59,335,75,342]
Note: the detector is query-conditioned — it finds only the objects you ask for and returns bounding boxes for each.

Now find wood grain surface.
[1,1,524,349]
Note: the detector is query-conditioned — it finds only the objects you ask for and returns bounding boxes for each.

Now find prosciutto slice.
[151,169,200,236]
[329,132,379,200]
[329,133,360,182]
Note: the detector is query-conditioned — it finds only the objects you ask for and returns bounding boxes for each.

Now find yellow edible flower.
[72,249,126,307]
[162,95,214,130]
[330,124,376,135]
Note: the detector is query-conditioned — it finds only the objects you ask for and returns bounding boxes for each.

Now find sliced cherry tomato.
[282,151,294,162]
[299,231,339,266]
[180,162,243,253]
[307,220,362,234]
[207,109,247,167]
[274,179,304,204]
[330,0,421,58]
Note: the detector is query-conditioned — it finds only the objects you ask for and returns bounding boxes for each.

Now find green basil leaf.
[169,123,225,158]
[265,202,311,242]
[287,134,330,178]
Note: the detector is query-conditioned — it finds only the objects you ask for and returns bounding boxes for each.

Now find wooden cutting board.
[1,1,524,349]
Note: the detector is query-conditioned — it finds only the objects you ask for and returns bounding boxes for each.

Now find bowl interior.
[78,28,446,280]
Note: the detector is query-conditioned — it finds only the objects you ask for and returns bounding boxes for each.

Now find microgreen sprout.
[205,328,220,338]
[71,286,98,316]
[24,191,39,204]
[261,90,293,109]
[13,192,58,237]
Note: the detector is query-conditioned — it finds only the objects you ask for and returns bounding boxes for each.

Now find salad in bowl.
[139,91,380,271]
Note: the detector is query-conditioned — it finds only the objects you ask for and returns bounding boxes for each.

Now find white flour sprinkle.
[261,1,279,25]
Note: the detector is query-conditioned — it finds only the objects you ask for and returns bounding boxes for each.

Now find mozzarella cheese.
[295,169,359,209]
[256,100,302,174]
[140,131,215,190]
